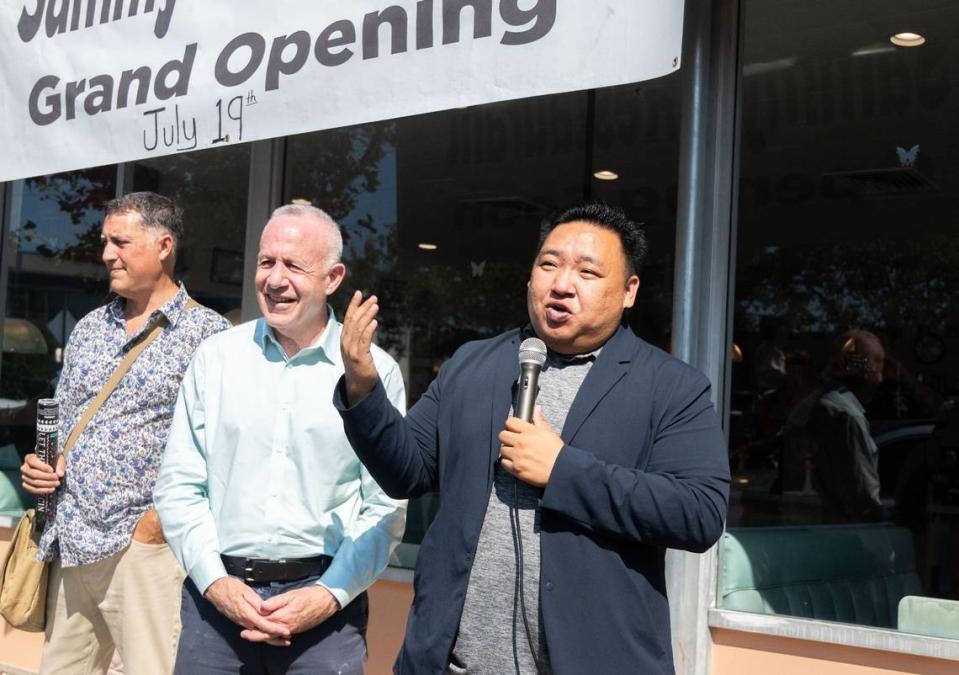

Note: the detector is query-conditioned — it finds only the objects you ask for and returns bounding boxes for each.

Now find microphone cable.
[510,476,544,674]
[509,336,548,673]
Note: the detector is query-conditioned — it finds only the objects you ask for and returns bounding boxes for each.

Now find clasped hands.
[205,576,340,647]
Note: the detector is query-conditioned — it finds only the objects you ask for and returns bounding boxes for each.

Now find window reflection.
[0,147,250,516]
[725,0,959,636]
[591,81,681,351]
[131,145,250,319]
[0,165,116,514]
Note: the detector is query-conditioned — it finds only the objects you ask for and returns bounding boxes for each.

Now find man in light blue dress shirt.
[154,204,406,674]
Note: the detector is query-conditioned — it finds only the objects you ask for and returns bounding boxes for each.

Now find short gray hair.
[106,191,183,256]
[269,203,343,270]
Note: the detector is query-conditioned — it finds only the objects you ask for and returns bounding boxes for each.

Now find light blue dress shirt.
[154,313,406,608]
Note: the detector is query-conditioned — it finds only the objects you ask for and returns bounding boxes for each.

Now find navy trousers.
[175,576,368,675]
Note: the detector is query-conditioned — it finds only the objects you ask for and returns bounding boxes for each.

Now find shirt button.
[545,581,553,591]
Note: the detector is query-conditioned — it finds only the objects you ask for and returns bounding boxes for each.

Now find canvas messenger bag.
[0,303,196,630]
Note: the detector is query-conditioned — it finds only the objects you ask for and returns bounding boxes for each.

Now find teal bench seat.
[721,523,921,628]
[898,595,959,639]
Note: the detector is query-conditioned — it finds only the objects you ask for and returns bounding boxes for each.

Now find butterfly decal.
[896,144,919,167]
[470,260,486,277]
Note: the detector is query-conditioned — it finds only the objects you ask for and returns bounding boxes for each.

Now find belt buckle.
[243,559,256,583]
[243,558,290,583]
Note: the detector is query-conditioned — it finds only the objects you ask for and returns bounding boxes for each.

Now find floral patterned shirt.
[38,284,230,567]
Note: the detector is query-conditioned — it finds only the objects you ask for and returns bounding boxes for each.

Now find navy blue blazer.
[335,325,730,674]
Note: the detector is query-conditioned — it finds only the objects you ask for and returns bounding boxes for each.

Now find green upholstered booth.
[898,595,959,640]
[720,523,922,628]
[0,444,28,517]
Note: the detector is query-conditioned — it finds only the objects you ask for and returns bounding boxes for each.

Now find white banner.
[0,1,683,182]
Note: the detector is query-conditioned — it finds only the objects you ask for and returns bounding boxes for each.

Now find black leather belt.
[221,554,333,584]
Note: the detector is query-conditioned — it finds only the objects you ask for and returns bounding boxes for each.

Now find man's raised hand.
[341,290,380,406]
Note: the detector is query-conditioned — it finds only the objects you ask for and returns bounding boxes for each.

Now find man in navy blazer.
[335,203,730,674]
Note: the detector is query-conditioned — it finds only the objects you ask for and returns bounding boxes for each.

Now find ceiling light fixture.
[418,243,438,251]
[593,170,619,181]
[890,32,925,47]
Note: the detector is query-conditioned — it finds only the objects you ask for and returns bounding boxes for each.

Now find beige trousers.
[40,540,185,675]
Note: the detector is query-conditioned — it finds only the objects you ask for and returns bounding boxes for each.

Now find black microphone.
[515,338,547,422]
[34,398,59,533]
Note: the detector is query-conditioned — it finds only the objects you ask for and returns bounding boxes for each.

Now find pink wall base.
[711,628,957,675]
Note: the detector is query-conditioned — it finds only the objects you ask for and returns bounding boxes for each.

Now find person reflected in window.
[784,330,886,523]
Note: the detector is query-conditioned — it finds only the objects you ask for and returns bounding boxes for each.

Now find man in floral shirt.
[20,192,230,674]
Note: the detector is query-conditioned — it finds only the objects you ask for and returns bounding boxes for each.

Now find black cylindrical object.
[34,398,59,533]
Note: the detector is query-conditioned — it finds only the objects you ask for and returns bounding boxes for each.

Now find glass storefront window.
[0,146,250,516]
[131,145,251,321]
[0,165,117,514]
[0,83,682,564]
[723,0,959,639]
[284,80,681,564]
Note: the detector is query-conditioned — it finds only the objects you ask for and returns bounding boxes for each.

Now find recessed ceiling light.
[593,170,619,181]
[418,243,438,251]
[290,198,311,205]
[890,32,925,47]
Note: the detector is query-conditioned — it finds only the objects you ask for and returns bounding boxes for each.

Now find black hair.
[105,191,183,255]
[537,202,648,276]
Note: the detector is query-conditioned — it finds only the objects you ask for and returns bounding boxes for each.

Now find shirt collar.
[106,282,190,328]
[519,324,604,366]
[825,382,866,416]
[256,305,341,365]
[547,346,602,366]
